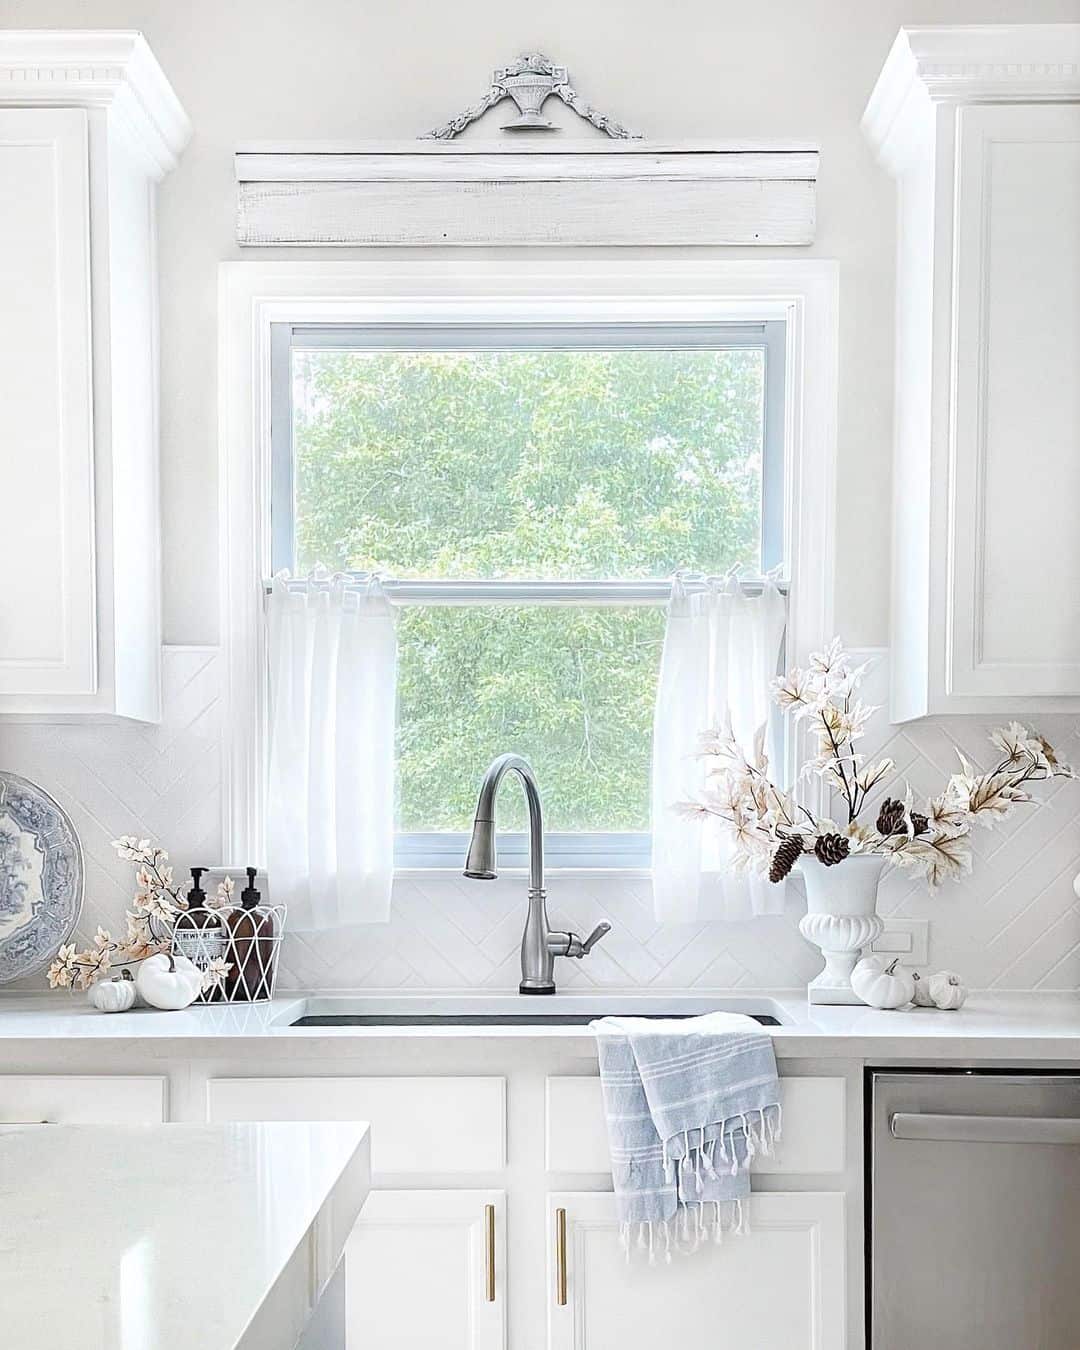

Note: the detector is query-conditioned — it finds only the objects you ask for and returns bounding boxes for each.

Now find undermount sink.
[283,994,789,1028]
[293,1012,783,1027]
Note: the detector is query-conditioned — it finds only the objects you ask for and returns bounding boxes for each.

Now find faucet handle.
[576,922,611,958]
[549,922,612,960]
[581,922,611,954]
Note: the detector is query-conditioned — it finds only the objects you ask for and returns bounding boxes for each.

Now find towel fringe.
[619,1186,770,1263]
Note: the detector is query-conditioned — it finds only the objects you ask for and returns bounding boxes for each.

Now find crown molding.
[0,30,191,178]
[863,24,1080,171]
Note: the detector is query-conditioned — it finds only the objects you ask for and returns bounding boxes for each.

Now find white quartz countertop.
[1,990,1080,1060]
[0,1121,371,1350]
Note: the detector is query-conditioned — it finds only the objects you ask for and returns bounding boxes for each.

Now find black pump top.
[187,866,208,909]
[241,866,261,910]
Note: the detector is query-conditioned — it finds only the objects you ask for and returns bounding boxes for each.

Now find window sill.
[395,832,651,872]
[393,865,653,882]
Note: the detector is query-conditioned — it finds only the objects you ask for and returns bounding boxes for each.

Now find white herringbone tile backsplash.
[2,646,1078,993]
[0,647,224,992]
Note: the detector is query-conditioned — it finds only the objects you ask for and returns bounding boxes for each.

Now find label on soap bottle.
[172,925,227,966]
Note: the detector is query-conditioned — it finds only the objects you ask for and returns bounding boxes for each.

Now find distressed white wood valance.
[234,142,818,247]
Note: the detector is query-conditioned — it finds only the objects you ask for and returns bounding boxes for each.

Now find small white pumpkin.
[910,970,937,1008]
[88,971,137,1013]
[850,955,916,1010]
[928,970,968,1011]
[135,951,203,1011]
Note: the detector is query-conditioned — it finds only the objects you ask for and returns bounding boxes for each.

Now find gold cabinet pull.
[484,1203,496,1303]
[555,1207,568,1306]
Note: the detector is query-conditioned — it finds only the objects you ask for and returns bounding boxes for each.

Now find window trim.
[219,260,838,873]
[396,831,653,872]
[268,317,786,869]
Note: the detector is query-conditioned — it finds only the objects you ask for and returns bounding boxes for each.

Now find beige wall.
[5,0,1080,647]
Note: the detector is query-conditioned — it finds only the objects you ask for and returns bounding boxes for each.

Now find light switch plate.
[871,918,929,966]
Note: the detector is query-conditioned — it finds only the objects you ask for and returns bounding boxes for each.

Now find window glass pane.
[292,348,766,579]
[397,605,665,833]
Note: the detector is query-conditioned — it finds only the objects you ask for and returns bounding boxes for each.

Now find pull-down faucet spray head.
[463,816,497,880]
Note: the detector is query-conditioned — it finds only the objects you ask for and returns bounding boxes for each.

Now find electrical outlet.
[871,918,930,966]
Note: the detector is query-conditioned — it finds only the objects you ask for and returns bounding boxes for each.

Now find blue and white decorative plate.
[0,772,83,984]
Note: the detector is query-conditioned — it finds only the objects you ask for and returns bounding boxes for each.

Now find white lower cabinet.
[0,1074,166,1123]
[546,1191,846,1350]
[203,1071,851,1347]
[346,1189,506,1349]
[207,1076,506,1174]
[546,1075,846,1175]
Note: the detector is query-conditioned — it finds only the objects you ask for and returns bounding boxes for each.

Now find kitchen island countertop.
[0,1121,371,1350]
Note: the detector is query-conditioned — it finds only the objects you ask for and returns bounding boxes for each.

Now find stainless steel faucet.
[464,753,610,995]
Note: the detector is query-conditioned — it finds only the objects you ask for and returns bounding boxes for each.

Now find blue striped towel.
[592,1012,781,1262]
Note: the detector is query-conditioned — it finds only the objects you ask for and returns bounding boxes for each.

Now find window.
[269,319,787,867]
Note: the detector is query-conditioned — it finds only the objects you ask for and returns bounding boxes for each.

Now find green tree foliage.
[293,349,764,832]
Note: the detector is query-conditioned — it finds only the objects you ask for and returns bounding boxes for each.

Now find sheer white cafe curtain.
[651,576,787,923]
[266,574,397,929]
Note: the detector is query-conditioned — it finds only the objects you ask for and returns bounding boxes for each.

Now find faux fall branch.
[680,639,1075,889]
[46,838,234,992]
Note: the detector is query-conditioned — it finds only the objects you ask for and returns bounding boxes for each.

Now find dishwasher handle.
[891,1112,1080,1146]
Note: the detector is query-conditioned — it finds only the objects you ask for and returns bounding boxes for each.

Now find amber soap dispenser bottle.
[172,866,226,1001]
[225,868,278,1001]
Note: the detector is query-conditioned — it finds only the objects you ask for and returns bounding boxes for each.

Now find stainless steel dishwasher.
[871,1070,1080,1349]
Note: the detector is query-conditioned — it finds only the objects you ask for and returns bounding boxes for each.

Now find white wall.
[2,0,1079,992]
[7,0,1079,646]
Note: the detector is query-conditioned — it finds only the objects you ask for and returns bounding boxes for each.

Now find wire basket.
[170,904,286,1004]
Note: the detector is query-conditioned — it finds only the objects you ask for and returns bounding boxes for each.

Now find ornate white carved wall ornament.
[422,52,641,140]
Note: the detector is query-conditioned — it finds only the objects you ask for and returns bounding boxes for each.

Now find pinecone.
[769,835,804,883]
[814,833,851,867]
[876,797,931,837]
[875,797,906,836]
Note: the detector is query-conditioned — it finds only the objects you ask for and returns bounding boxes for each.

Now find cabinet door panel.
[208,1076,506,1174]
[346,1190,505,1349]
[548,1191,845,1349]
[950,103,1080,696]
[0,108,95,695]
[546,1075,846,1175]
[0,1074,165,1123]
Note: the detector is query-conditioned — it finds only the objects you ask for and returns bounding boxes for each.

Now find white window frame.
[270,319,788,575]
[269,318,786,870]
[219,260,838,875]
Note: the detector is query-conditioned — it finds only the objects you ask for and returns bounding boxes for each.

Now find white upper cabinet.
[863,25,1080,719]
[0,108,94,700]
[0,32,191,720]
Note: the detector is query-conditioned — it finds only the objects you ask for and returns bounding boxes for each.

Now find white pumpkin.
[135,952,203,1010]
[88,972,137,1013]
[928,970,968,1011]
[910,970,937,1008]
[850,955,916,1010]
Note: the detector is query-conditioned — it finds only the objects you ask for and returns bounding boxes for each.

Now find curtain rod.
[263,575,788,605]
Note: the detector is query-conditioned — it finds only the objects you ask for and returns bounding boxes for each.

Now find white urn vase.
[798,853,886,1005]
